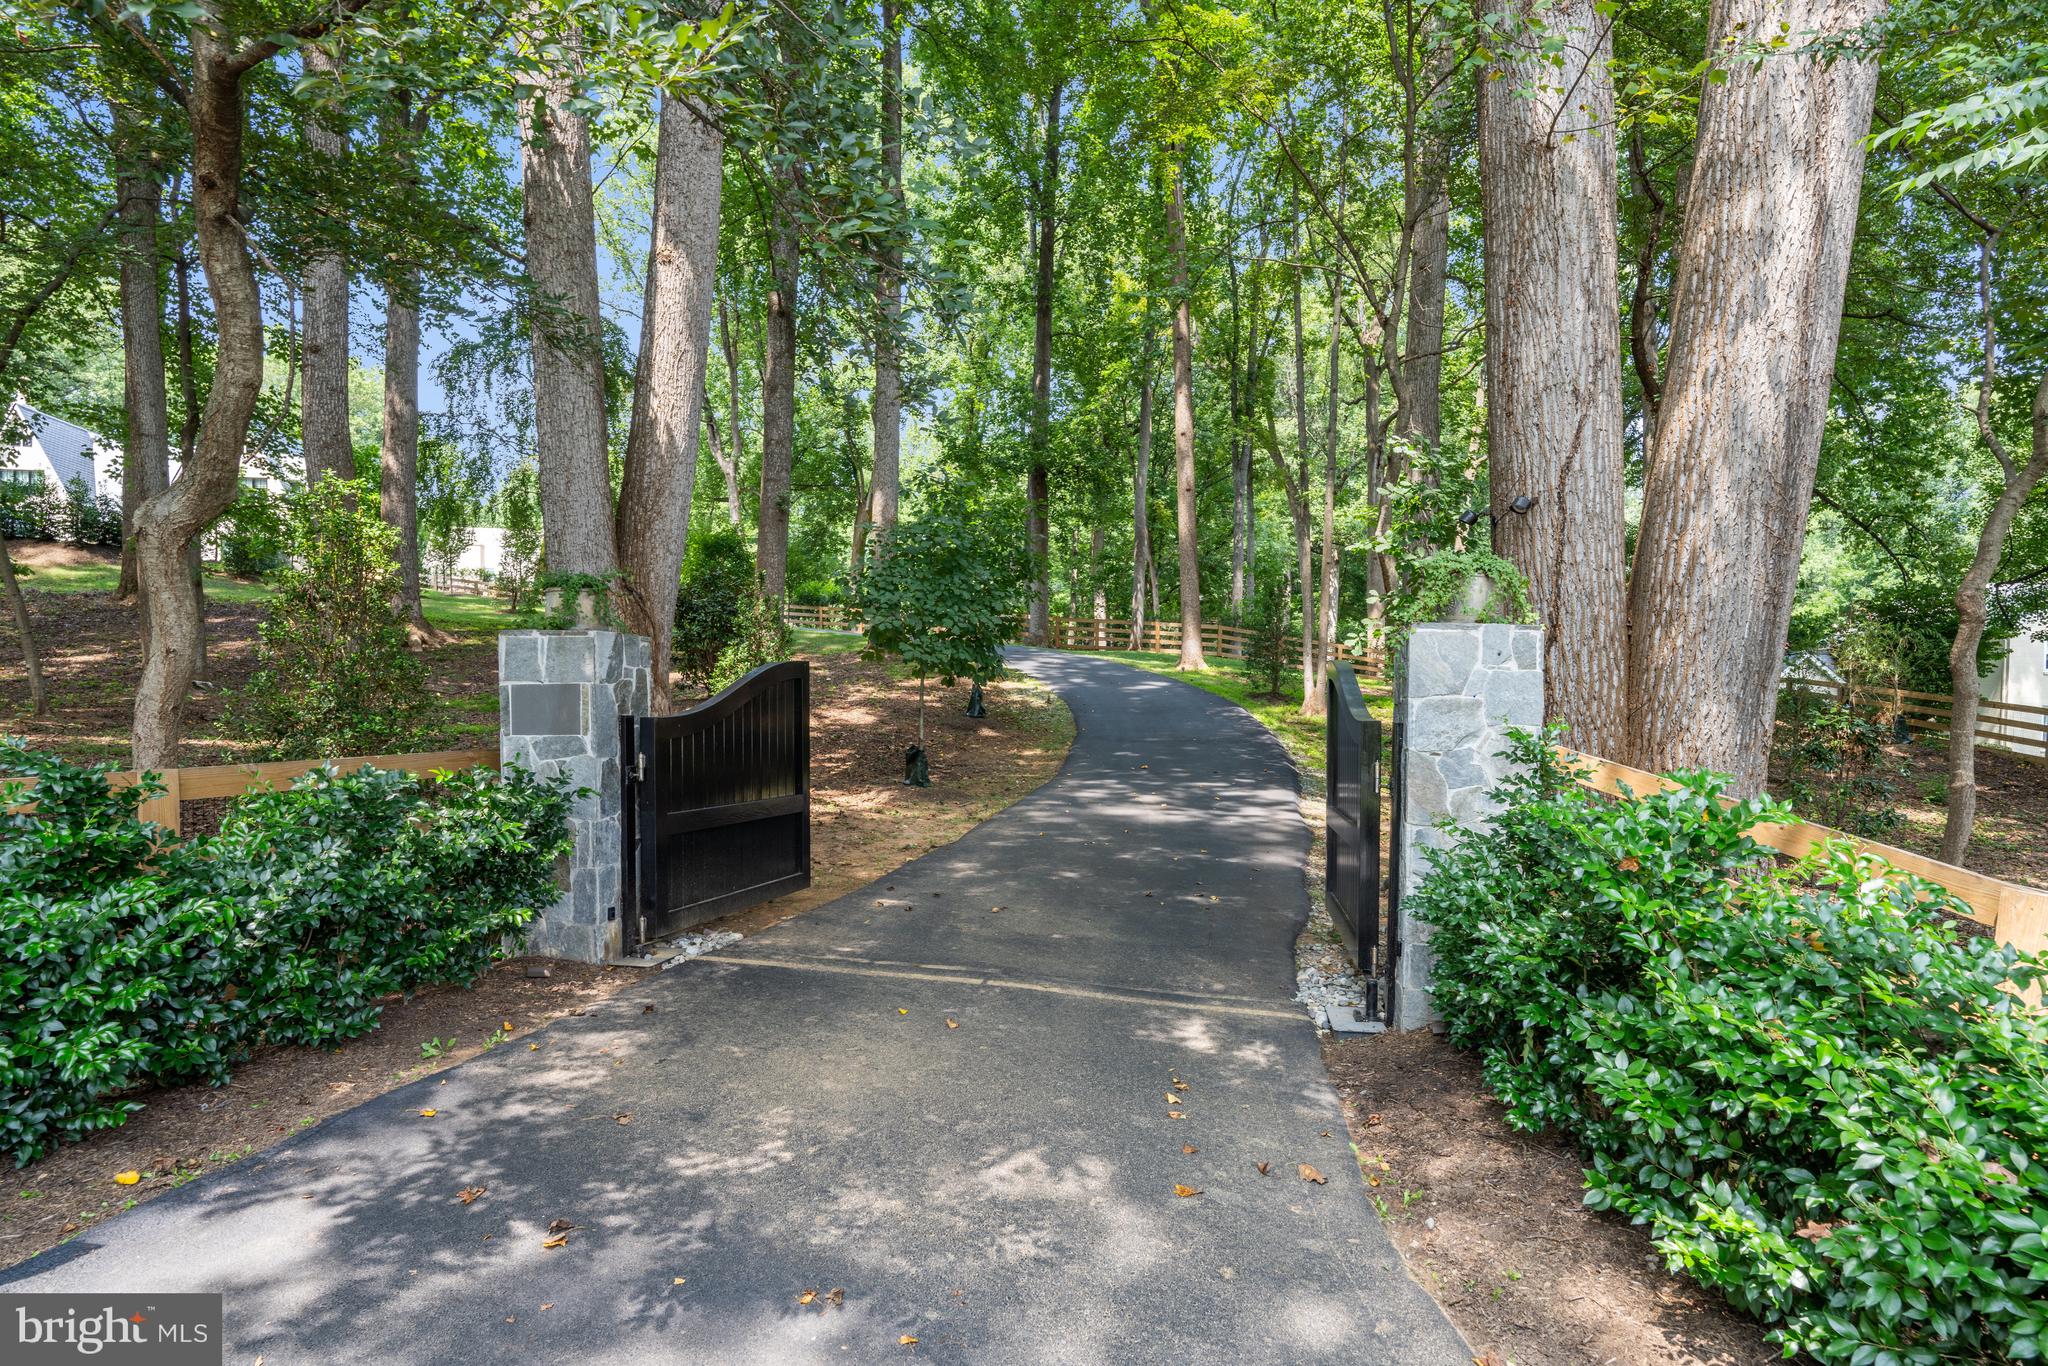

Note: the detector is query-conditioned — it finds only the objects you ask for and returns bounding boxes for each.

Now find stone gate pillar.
[499,629,651,963]
[1393,621,1544,1031]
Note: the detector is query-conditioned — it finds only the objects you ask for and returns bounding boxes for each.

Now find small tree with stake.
[856,505,1013,787]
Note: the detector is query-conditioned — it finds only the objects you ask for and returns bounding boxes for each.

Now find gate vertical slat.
[1324,664,1387,1020]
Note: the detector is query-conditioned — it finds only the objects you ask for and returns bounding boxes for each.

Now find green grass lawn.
[1071,648,1392,774]
[789,626,866,658]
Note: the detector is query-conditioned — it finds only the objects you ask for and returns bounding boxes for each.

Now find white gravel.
[1295,958,1375,1016]
[664,930,743,959]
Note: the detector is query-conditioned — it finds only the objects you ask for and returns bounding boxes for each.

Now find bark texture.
[869,0,904,538]
[1025,80,1064,646]
[757,189,799,599]
[1166,153,1204,671]
[115,118,170,607]
[381,280,428,631]
[522,38,616,585]
[716,295,746,523]
[1477,0,1629,753]
[132,20,272,767]
[299,43,354,485]
[1130,319,1154,649]
[618,96,722,711]
[1627,0,1884,791]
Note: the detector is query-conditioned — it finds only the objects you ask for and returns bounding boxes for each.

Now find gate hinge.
[633,750,646,782]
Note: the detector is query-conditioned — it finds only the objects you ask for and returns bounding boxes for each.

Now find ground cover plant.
[1410,729,2048,1364]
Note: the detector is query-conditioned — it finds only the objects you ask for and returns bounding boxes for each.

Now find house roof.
[6,398,107,494]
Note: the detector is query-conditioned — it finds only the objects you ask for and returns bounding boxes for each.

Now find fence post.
[1391,621,1544,1030]
[137,766,181,838]
[499,629,652,963]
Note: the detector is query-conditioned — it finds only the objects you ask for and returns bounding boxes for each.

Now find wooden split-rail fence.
[97,748,501,837]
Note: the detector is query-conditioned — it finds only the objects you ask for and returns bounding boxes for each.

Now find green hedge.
[1411,731,2048,1366]
[0,741,574,1165]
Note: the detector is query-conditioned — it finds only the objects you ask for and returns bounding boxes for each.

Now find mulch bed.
[1324,1031,1781,1366]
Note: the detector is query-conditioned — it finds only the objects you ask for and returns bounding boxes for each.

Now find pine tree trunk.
[1025,80,1065,647]
[618,95,722,711]
[1627,0,1883,791]
[115,113,170,607]
[300,44,353,486]
[132,22,268,768]
[1477,0,1629,754]
[1131,317,1154,649]
[1166,153,1204,671]
[522,35,616,587]
[870,0,904,537]
[757,189,799,599]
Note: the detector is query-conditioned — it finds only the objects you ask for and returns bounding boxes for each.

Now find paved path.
[5,650,1469,1365]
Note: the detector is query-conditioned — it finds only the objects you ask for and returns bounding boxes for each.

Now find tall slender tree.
[299,43,354,485]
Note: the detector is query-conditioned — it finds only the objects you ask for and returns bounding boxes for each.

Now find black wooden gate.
[1325,663,1393,1023]
[620,660,811,954]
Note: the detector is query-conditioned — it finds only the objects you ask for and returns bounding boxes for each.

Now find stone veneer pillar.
[1393,621,1545,1031]
[498,629,651,963]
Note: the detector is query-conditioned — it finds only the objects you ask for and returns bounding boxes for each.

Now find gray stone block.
[501,632,542,683]
[1405,628,1478,700]
[1406,695,1485,755]
[545,634,596,684]
[1511,626,1542,671]
[1482,669,1545,728]
[505,683,585,737]
[1439,746,1487,791]
[1480,623,1512,669]
[1404,756,1448,813]
[529,733,589,762]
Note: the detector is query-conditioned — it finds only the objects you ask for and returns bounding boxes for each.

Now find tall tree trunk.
[717,293,746,520]
[1310,272,1342,717]
[757,188,799,599]
[115,113,170,608]
[380,95,430,636]
[618,96,722,710]
[1626,0,1883,791]
[1166,153,1205,671]
[1399,164,1449,453]
[1289,238,1316,702]
[870,0,904,537]
[1477,0,1629,753]
[1025,79,1065,646]
[1626,128,1669,458]
[300,44,353,486]
[1131,314,1154,649]
[0,544,47,715]
[1942,233,2048,863]
[132,23,270,768]
[702,379,742,524]
[523,34,616,590]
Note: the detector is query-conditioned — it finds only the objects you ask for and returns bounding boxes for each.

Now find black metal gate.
[621,660,811,954]
[1325,663,1393,1023]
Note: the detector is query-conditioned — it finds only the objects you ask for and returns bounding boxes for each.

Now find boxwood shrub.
[0,741,573,1165]
[1412,730,2048,1366]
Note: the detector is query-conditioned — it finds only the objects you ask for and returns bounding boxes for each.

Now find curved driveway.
[4,649,1469,1365]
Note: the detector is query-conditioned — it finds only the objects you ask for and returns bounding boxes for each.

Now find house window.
[0,468,44,489]
[240,476,269,491]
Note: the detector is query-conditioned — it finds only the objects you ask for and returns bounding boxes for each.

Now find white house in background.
[2,397,108,497]
[1981,616,2048,755]
[4,396,299,502]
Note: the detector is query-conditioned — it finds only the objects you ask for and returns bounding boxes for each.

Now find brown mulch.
[1860,736,2048,891]
[1,624,1075,1271]
[1324,1031,1782,1366]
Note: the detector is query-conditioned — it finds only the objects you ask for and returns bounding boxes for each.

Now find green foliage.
[215,486,288,578]
[495,460,544,615]
[0,478,119,546]
[1385,550,1535,638]
[235,478,428,759]
[708,592,792,694]
[1236,578,1291,697]
[0,743,573,1165]
[1771,687,1909,837]
[1413,730,2048,1365]
[672,526,758,690]
[858,506,1016,700]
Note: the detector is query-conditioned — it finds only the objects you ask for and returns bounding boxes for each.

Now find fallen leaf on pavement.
[457,1186,486,1205]
[826,1288,845,1306]
[529,1043,540,1051]
[1174,1185,1202,1198]
[614,1113,633,1125]
[799,1290,817,1305]
[946,1019,958,1029]
[418,1109,437,1118]
[898,1008,909,1015]
[547,1218,577,1234]
[1183,1145,1198,1154]
[900,1335,919,1346]
[1257,1162,1271,1175]
[113,1171,140,1186]
[1299,1164,1327,1184]
[673,1278,687,1285]
[542,1235,568,1250]
[540,1303,554,1312]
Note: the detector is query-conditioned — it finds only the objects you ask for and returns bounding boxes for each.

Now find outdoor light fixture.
[1459,494,1539,537]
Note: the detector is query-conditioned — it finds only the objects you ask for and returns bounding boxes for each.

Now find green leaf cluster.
[1413,730,2048,1364]
[857,505,1016,692]
[0,740,575,1165]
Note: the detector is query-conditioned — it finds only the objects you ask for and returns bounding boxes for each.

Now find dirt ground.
[1864,736,2048,890]
[1,620,1074,1271]
[1,540,500,768]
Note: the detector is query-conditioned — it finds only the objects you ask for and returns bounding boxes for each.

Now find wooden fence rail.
[1786,675,2048,762]
[97,748,501,837]
[1563,747,2048,962]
